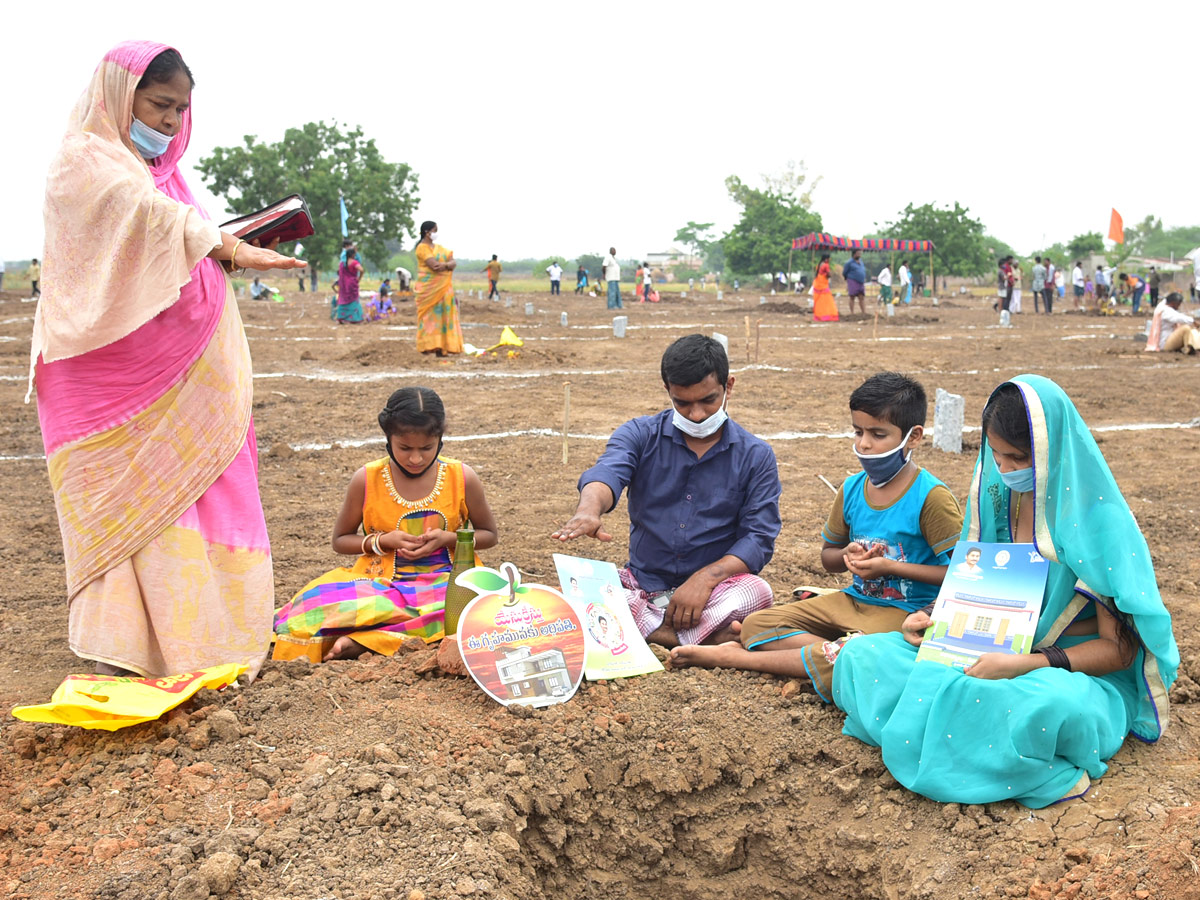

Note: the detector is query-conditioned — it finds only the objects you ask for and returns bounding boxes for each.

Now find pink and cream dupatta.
[33,41,273,677]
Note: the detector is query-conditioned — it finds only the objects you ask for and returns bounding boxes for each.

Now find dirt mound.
[759,302,810,315]
[5,649,1196,900]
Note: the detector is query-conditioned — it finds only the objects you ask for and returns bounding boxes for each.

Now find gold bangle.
[230,238,245,271]
[370,532,384,556]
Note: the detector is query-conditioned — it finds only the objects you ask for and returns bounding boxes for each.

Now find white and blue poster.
[916,542,1049,669]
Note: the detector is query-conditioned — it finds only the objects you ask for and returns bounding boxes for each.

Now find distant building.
[645,250,692,270]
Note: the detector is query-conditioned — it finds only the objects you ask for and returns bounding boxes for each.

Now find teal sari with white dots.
[833,375,1179,808]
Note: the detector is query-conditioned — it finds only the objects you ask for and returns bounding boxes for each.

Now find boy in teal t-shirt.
[671,372,962,701]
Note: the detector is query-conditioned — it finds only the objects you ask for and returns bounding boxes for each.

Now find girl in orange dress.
[813,253,839,322]
[272,387,498,661]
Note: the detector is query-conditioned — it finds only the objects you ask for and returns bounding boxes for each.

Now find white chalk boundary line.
[267,418,1200,456]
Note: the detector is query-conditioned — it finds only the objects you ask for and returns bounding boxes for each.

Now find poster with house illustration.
[456,562,585,708]
[916,542,1049,670]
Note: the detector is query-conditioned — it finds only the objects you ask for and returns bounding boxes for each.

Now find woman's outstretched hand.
[238,240,307,271]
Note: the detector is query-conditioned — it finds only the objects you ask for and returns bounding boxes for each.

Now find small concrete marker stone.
[933,387,964,453]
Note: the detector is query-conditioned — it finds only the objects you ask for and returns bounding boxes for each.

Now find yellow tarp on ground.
[11,664,246,730]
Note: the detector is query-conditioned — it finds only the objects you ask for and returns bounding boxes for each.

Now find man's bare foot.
[670,640,753,669]
[707,619,746,644]
[323,636,369,661]
[645,624,679,648]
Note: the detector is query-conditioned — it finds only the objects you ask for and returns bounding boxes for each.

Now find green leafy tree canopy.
[1118,216,1200,260]
[879,202,991,282]
[674,221,715,266]
[721,163,822,277]
[576,253,604,275]
[1066,231,1105,260]
[197,121,419,274]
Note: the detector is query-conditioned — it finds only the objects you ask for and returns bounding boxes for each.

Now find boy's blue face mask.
[130,117,173,159]
[1000,466,1035,494]
[853,427,914,487]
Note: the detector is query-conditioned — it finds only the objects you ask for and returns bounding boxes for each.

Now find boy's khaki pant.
[740,592,910,702]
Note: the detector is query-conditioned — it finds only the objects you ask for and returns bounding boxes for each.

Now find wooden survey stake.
[562,383,570,464]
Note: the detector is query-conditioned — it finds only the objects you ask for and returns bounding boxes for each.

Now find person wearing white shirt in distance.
[602,247,622,309]
[877,263,893,305]
[897,260,912,305]
[1071,261,1085,311]
[545,260,563,296]
[1146,292,1200,354]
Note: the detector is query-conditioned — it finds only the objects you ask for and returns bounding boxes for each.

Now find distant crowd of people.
[995,256,1179,324]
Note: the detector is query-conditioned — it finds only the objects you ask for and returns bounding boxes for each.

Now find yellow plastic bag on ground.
[485,326,523,352]
[11,664,246,730]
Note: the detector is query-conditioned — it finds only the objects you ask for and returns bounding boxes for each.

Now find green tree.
[1029,242,1067,265]
[721,165,822,277]
[576,253,604,275]
[702,241,725,274]
[674,221,715,267]
[197,121,419,274]
[1121,217,1200,260]
[879,202,991,288]
[984,234,1019,262]
[1066,231,1105,260]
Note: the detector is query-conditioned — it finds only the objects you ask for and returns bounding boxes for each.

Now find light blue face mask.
[1000,466,1035,493]
[130,117,173,159]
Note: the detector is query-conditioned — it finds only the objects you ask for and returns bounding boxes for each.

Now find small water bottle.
[443,528,476,636]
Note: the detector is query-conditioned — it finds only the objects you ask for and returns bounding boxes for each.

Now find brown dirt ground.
[1,285,1199,900]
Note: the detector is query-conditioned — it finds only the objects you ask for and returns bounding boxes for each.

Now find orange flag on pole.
[1109,209,1125,244]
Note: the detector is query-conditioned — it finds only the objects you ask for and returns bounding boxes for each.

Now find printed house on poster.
[495,646,572,700]
[455,562,586,709]
[926,595,1036,655]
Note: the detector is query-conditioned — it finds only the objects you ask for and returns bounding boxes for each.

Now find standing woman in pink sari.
[335,249,365,323]
[30,41,305,678]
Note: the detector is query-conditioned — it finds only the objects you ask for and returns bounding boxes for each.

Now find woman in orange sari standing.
[812,253,839,321]
[414,220,464,356]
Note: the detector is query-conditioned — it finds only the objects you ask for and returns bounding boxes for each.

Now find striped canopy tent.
[791,233,933,253]
[789,232,937,294]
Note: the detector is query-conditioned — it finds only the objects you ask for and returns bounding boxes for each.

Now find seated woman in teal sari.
[833,375,1178,808]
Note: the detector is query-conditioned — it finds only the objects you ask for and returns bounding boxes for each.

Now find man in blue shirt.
[553,334,781,648]
[842,249,867,315]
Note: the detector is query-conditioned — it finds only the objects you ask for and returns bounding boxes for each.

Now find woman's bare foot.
[95,661,136,677]
[323,636,369,661]
[670,640,754,669]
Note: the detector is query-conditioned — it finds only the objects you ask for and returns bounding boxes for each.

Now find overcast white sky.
[2,0,1192,265]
